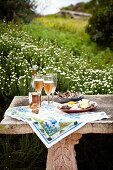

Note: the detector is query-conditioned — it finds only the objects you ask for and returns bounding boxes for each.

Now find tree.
[0,0,37,23]
[86,0,113,48]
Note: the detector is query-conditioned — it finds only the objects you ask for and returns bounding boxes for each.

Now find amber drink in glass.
[43,74,54,104]
[34,74,43,93]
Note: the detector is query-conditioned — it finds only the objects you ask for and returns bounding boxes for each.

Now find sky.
[35,0,90,15]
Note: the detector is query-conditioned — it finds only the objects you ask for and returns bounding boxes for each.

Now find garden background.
[0,0,113,169]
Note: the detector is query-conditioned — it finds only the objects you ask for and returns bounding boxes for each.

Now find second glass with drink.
[43,74,54,104]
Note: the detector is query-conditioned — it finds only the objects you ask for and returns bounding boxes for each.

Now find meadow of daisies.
[0,17,113,109]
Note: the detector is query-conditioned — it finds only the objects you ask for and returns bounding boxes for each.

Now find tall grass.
[0,134,47,169]
[23,16,113,66]
[37,15,88,33]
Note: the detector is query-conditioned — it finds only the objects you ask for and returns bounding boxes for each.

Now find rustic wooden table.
[0,95,113,170]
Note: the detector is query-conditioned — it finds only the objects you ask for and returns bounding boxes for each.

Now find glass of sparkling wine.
[51,73,57,103]
[43,74,54,104]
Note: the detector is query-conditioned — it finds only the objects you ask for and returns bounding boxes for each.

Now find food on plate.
[58,99,97,111]
[57,91,80,98]
[78,99,90,109]
[56,91,84,103]
[67,101,75,107]
[58,103,71,110]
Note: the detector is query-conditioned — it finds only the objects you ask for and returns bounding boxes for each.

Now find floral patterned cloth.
[5,101,109,148]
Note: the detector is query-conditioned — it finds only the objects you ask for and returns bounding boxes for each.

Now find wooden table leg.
[46,133,82,170]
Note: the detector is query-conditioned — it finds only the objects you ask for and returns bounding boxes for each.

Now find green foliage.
[0,0,36,23]
[25,17,113,65]
[0,134,47,169]
[23,18,90,57]
[86,2,113,48]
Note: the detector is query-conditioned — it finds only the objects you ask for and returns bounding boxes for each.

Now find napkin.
[5,101,109,148]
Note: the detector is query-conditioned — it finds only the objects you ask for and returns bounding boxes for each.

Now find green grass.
[23,16,113,67]
[0,134,47,169]
[37,15,88,33]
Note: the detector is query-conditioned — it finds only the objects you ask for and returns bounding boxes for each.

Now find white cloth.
[5,101,109,148]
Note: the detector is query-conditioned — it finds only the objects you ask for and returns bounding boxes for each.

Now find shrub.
[0,0,36,23]
[86,3,113,48]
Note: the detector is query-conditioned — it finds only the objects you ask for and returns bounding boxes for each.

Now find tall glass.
[34,74,43,106]
[43,74,54,104]
[51,73,57,102]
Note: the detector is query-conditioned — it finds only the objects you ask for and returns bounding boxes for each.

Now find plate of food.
[56,91,84,103]
[58,99,98,113]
